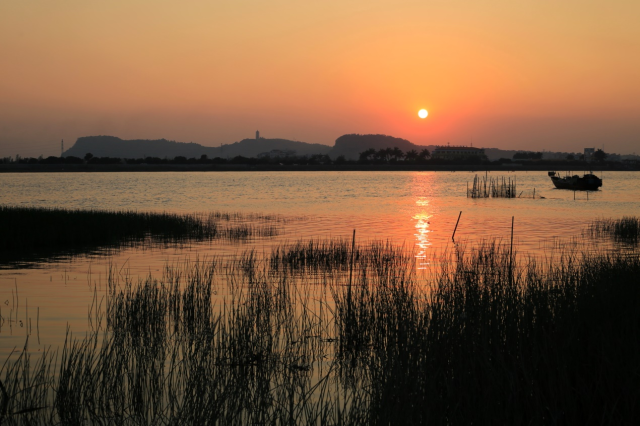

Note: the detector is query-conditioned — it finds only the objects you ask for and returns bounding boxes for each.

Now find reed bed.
[339,242,640,424]
[467,174,518,198]
[0,206,286,264]
[269,238,411,274]
[588,216,640,245]
[1,238,639,424]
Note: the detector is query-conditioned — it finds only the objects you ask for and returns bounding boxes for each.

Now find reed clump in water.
[467,175,517,198]
[0,206,285,264]
[588,216,640,245]
[1,239,639,424]
[269,238,409,274]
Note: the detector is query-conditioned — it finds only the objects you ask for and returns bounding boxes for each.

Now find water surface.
[1,171,638,354]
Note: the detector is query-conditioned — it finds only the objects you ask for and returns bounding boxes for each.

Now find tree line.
[0,148,613,166]
[512,149,607,163]
[358,147,431,163]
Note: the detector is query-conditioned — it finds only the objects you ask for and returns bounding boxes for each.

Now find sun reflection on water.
[413,198,432,269]
[410,173,440,270]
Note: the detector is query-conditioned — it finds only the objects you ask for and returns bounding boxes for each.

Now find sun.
[418,109,428,119]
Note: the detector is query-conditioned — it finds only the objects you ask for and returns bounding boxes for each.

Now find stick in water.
[452,211,462,240]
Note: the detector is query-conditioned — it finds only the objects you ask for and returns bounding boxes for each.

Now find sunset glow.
[2,1,639,421]
[1,1,639,157]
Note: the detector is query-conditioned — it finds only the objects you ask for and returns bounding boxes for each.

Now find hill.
[328,134,433,160]
[63,136,219,159]
[63,136,331,160]
[62,134,524,162]
[328,135,538,162]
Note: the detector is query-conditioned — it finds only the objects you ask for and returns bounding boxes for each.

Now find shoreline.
[1,163,637,173]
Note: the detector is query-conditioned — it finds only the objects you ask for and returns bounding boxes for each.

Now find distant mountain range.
[62,134,550,162]
[63,136,332,159]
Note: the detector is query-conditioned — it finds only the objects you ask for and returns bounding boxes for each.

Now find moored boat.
[548,171,602,190]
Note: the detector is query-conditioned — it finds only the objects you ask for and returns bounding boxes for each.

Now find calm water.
[1,171,639,355]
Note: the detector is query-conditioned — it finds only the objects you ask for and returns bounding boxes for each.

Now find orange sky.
[1,0,639,157]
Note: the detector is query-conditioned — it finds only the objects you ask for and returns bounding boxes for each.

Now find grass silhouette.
[1,236,639,424]
[0,206,283,264]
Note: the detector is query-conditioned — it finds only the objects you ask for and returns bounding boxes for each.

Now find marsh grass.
[467,175,517,198]
[269,238,411,275]
[588,216,640,245]
[1,238,639,424]
[340,242,640,424]
[0,206,286,265]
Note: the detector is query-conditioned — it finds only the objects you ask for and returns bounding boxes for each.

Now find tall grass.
[269,238,410,273]
[588,216,640,245]
[1,238,639,424]
[467,174,517,198]
[0,206,285,264]
[339,242,640,423]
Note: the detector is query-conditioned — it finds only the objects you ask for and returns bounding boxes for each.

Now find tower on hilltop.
[256,130,260,140]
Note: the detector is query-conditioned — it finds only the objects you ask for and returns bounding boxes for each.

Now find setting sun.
[418,109,428,119]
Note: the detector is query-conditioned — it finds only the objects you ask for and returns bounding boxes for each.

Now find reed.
[588,216,640,244]
[1,238,639,424]
[269,238,411,274]
[332,241,640,424]
[0,206,285,264]
[467,175,517,198]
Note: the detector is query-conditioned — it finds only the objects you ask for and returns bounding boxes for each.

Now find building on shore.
[432,145,487,160]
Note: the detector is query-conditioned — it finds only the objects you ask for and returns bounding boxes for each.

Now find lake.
[1,170,639,354]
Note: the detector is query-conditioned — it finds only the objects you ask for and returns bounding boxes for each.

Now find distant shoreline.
[1,163,637,173]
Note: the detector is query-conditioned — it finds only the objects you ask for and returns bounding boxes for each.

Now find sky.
[1,0,639,158]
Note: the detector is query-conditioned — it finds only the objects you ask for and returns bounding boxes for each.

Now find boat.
[548,171,602,190]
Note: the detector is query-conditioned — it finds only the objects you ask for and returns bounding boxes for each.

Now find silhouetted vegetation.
[87,156,122,165]
[513,151,543,160]
[0,206,283,265]
[358,147,431,164]
[336,134,414,150]
[467,174,518,198]
[1,148,637,170]
[419,148,430,159]
[589,216,640,245]
[1,237,639,423]
[6,155,89,165]
[593,148,608,162]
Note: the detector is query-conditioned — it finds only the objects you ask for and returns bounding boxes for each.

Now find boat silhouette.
[548,171,602,190]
